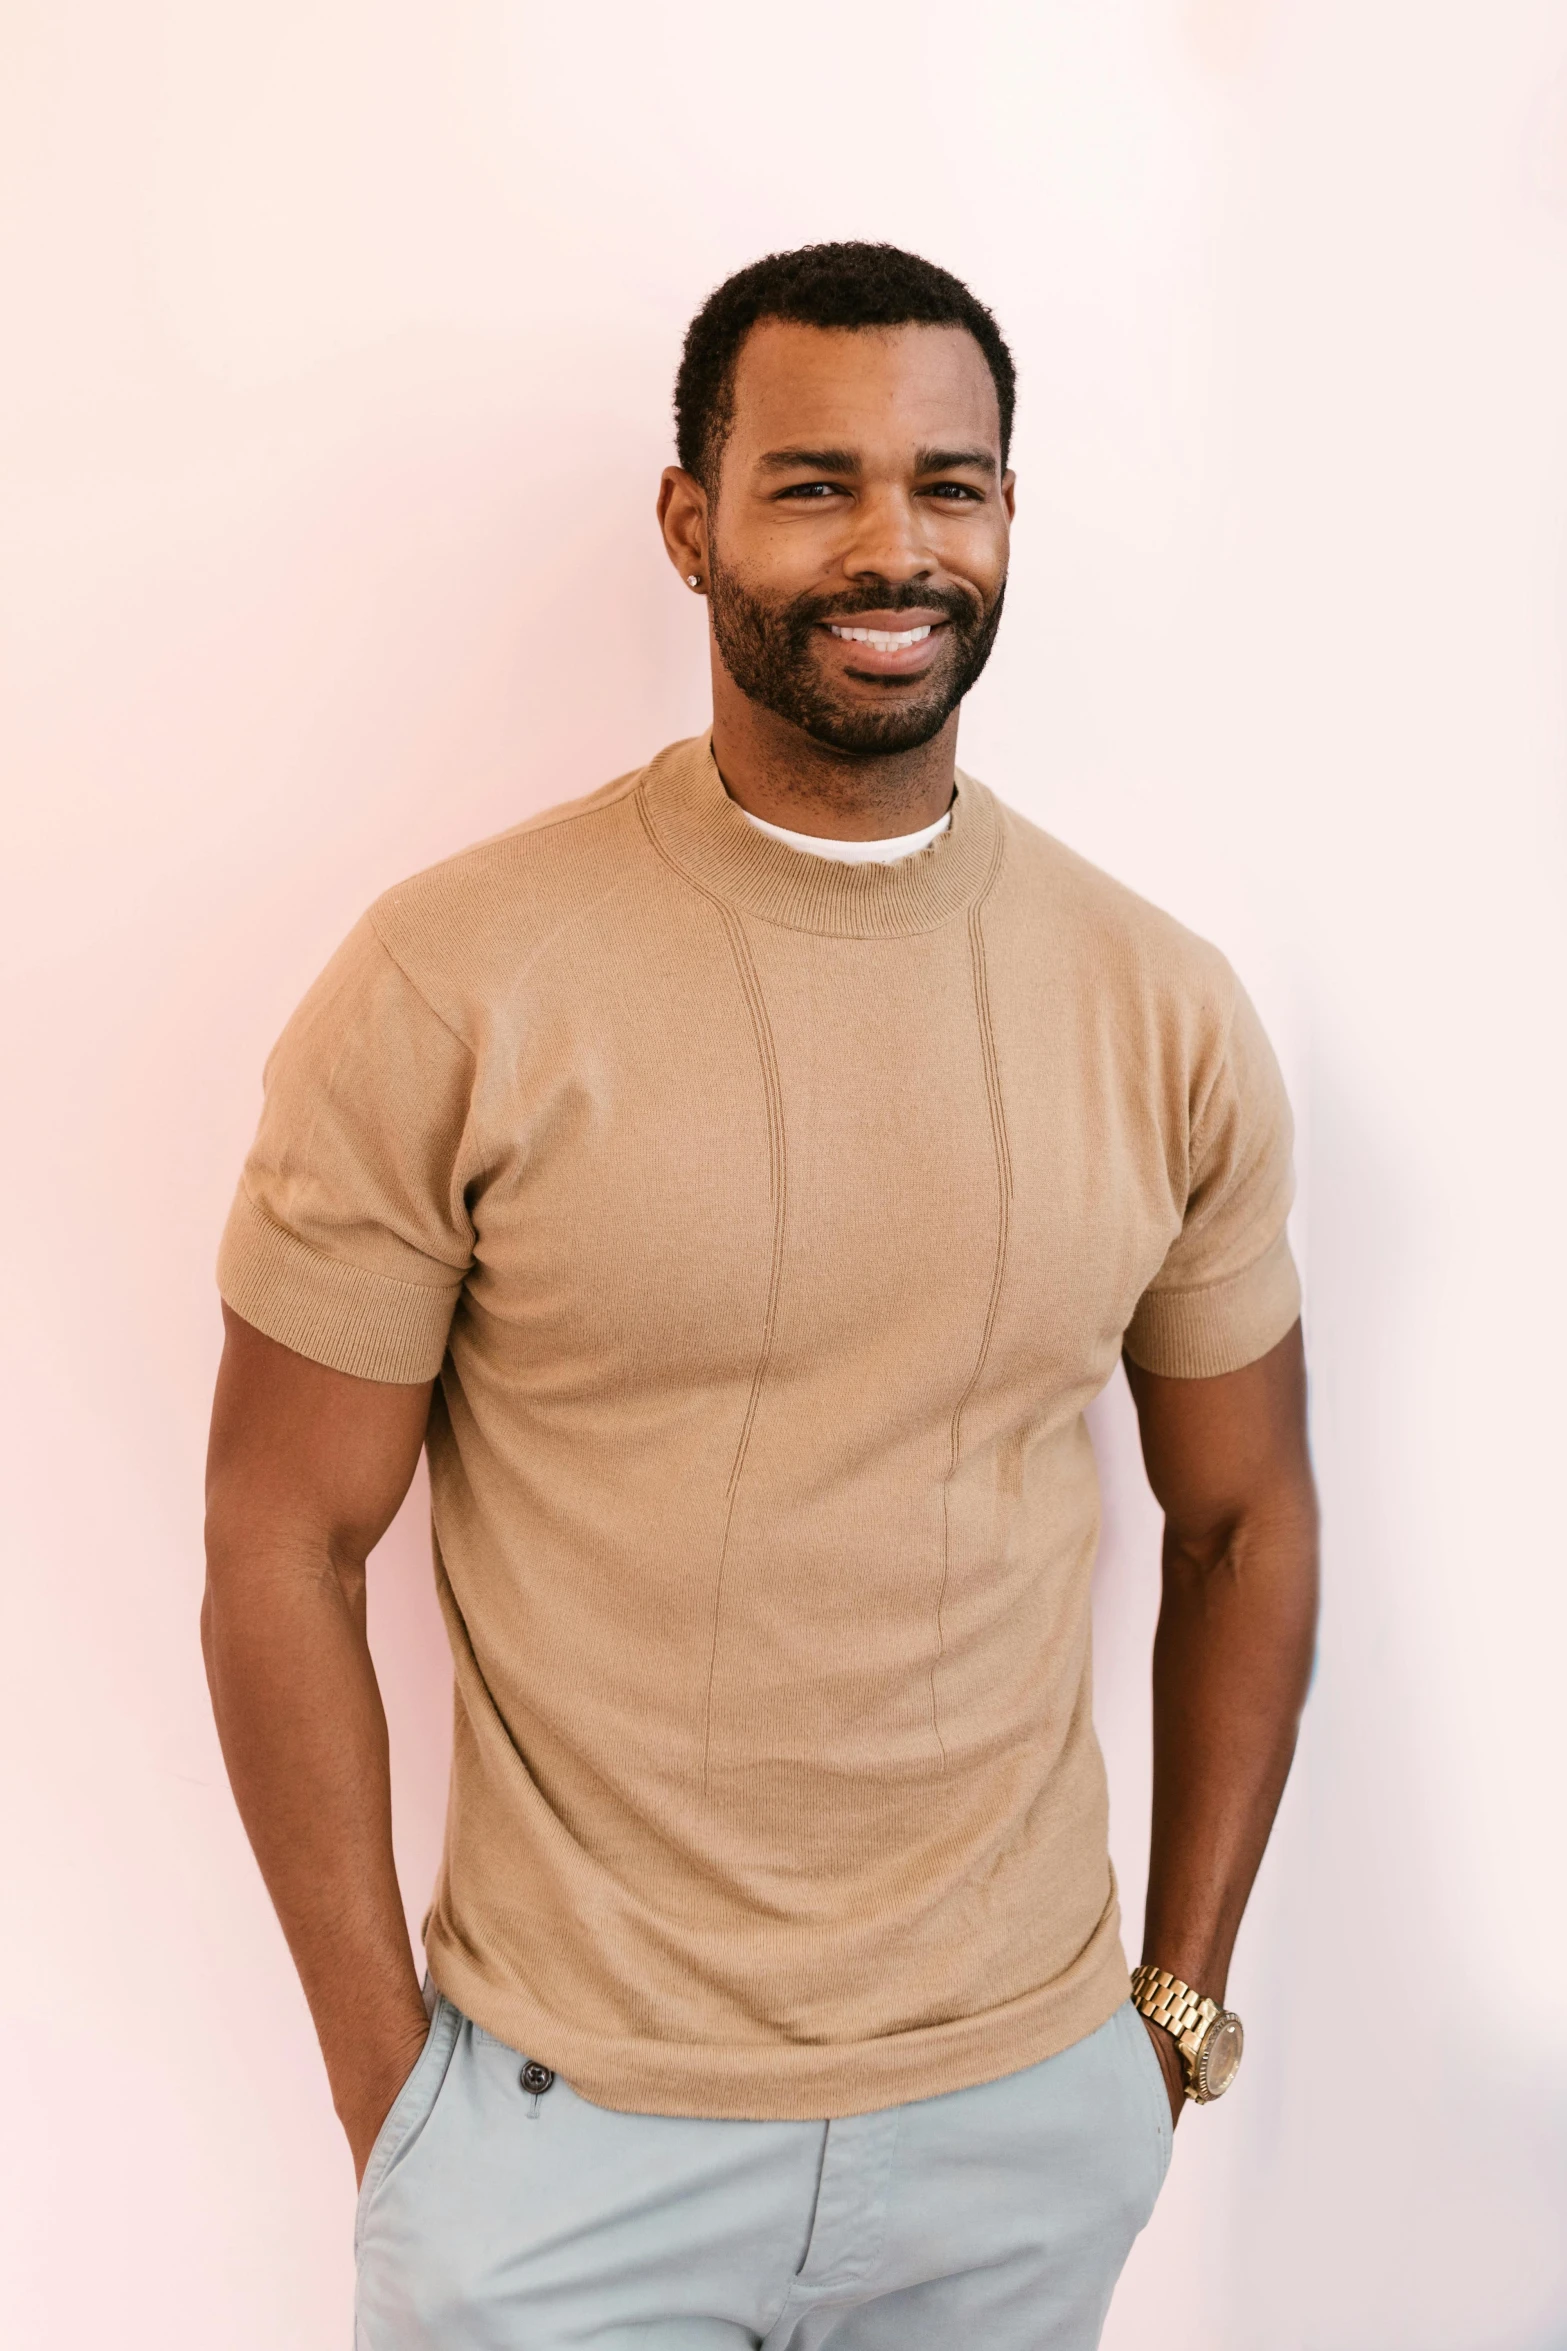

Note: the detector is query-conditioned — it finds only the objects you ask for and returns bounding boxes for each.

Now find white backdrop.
[3,4,1565,2344]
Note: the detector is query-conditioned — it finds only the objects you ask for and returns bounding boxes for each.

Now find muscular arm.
[1123,1320,1319,2119]
[201,1304,435,2182]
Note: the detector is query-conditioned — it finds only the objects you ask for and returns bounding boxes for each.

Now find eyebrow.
[916,446,999,478]
[755,444,1000,478]
[756,448,861,475]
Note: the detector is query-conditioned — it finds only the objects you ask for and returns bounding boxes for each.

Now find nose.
[840,483,937,585]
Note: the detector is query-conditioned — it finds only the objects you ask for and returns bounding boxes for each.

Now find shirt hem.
[216,1185,459,1383]
[422,1924,1132,2122]
[1123,1227,1301,1379]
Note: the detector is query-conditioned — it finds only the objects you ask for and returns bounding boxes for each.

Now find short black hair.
[674,242,1016,490]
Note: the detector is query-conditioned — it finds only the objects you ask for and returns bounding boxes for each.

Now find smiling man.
[204,244,1318,2349]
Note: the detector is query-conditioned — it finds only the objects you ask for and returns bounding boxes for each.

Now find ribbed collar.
[636,734,1002,939]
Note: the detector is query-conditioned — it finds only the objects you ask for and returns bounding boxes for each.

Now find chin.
[794,655,963,755]
[801,699,957,756]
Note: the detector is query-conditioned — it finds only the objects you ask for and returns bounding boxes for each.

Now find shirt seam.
[363,913,491,1199]
[364,912,481,1062]
[1184,966,1243,1185]
[633,787,793,1797]
[930,829,1011,1769]
[699,905,789,1798]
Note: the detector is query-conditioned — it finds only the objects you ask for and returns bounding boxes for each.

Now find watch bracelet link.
[1129,1963,1218,2043]
[1129,1963,1220,2100]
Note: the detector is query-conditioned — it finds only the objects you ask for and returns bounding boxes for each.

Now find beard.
[707,560,1006,756]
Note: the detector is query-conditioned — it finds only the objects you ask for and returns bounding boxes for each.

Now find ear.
[1001,470,1017,524]
[658,466,710,595]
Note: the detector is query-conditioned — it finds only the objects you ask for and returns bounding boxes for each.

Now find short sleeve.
[1123,976,1301,1378]
[216,914,481,1383]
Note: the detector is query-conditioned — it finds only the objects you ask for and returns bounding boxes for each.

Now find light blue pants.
[355,1998,1172,2348]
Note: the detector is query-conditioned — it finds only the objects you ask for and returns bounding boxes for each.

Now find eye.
[775,482,844,500]
[925,482,984,501]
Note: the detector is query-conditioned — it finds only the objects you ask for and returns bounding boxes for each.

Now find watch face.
[1199,2014,1244,2098]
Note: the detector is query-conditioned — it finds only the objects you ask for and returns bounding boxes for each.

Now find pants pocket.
[354,1996,462,2249]
[1120,1999,1175,2189]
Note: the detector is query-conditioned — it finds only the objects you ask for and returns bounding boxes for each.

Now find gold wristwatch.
[1129,1963,1245,2104]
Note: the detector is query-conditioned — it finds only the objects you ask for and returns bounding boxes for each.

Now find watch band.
[1129,1963,1218,2047]
[1129,1962,1243,2104]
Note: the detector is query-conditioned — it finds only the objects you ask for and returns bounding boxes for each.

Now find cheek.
[716,539,831,615]
[757,525,857,593]
[972,515,1012,578]
[928,515,1008,590]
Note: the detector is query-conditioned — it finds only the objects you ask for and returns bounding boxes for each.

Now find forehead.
[724,320,1002,464]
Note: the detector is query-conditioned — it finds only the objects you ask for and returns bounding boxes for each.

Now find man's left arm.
[1123,1319,1320,2122]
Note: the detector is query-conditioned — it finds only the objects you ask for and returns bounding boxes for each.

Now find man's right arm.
[202,1303,436,2184]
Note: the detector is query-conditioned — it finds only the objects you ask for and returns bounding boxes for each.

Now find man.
[204,243,1318,2348]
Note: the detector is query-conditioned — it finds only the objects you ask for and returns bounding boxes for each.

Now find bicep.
[1123,1320,1313,1544]
[206,1305,433,1568]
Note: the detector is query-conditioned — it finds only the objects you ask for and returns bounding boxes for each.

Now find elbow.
[1163,1484,1320,1606]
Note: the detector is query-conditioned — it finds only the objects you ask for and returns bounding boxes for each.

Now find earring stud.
[687,574,701,589]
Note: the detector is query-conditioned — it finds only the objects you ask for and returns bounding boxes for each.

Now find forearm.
[1141,1495,1318,1998]
[201,1537,428,2155]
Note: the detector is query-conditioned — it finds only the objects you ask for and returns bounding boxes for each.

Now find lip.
[816,611,950,679]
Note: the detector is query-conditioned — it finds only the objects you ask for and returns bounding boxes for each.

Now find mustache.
[787,579,989,633]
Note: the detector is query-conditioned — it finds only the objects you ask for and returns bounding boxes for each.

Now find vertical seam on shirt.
[635,782,791,1793]
[701,901,788,1793]
[930,893,1014,1768]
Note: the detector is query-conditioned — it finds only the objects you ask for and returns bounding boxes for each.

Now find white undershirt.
[741,804,954,865]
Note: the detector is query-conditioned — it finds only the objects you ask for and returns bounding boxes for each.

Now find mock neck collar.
[635,735,1001,939]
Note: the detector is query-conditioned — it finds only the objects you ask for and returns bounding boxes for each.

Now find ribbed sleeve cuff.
[216,1187,460,1383]
[1123,1228,1301,1378]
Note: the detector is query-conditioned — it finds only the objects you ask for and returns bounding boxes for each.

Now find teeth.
[828,624,932,650]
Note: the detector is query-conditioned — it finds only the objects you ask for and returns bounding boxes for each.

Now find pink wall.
[4,4,1565,2342]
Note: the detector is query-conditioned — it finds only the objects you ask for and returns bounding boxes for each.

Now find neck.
[708,656,959,842]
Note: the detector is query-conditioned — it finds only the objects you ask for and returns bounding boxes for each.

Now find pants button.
[520,2060,555,2095]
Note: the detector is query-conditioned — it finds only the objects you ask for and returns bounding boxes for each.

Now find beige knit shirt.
[218,733,1300,2120]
